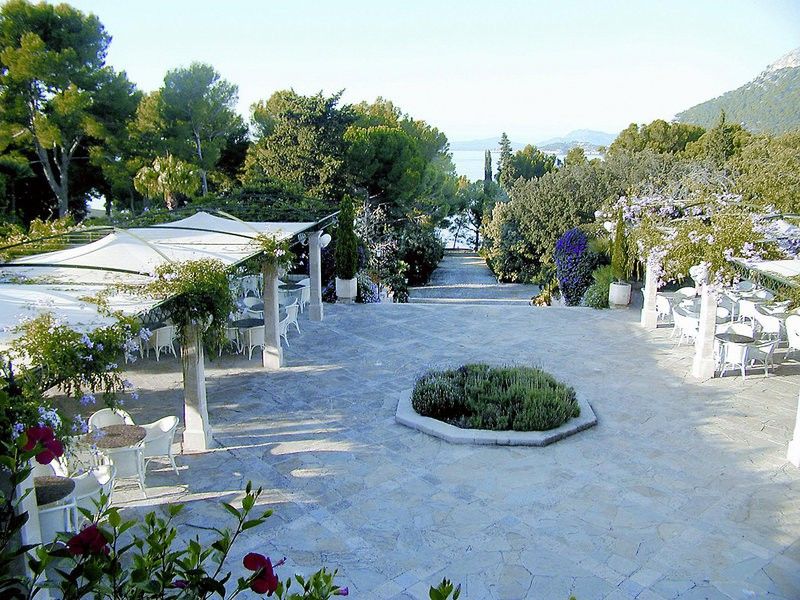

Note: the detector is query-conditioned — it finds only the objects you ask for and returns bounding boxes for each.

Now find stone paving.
[109,261,800,599]
[409,251,539,305]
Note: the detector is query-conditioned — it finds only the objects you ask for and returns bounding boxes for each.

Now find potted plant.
[335,196,359,303]
[608,213,632,307]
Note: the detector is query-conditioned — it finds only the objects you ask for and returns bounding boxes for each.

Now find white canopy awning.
[0,211,320,350]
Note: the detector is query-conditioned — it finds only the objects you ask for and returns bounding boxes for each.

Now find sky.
[57,0,800,144]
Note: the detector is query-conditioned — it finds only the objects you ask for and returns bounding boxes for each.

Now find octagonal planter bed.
[395,364,597,446]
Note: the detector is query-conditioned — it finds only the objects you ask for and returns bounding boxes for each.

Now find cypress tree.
[611,212,628,282]
[335,195,359,279]
[483,149,492,193]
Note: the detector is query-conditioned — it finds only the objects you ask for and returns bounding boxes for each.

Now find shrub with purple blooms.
[553,228,598,306]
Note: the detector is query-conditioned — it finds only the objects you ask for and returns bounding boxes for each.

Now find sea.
[450,149,568,182]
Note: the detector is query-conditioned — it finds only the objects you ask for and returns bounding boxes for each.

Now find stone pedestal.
[182,324,212,452]
[262,261,283,369]
[309,231,324,321]
[692,283,717,380]
[789,392,800,468]
[640,261,658,330]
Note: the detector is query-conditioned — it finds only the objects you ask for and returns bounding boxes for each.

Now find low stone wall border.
[395,392,597,446]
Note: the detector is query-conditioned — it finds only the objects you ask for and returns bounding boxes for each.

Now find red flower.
[66,524,109,556]
[35,438,64,465]
[243,553,279,596]
[23,425,54,451]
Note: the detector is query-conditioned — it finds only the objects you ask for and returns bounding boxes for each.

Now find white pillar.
[640,260,659,330]
[788,391,800,467]
[308,231,324,321]
[16,470,50,599]
[261,262,283,369]
[182,323,212,452]
[692,283,717,380]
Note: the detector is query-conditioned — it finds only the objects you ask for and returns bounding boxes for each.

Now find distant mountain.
[537,129,617,147]
[676,47,800,134]
[450,129,616,153]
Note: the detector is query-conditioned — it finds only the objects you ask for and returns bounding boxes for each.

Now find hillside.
[676,48,800,134]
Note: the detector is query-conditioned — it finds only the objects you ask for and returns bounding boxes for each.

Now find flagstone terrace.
[112,293,800,599]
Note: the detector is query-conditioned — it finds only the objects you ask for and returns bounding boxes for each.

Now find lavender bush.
[553,229,597,306]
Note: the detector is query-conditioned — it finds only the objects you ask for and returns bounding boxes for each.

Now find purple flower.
[80,393,96,406]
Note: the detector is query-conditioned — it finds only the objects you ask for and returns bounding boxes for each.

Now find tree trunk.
[33,142,69,217]
[194,131,208,196]
[474,229,480,251]
[165,192,177,211]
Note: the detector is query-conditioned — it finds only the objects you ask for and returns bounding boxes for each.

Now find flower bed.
[411,364,579,431]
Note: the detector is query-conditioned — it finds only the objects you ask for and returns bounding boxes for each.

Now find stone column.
[261,261,283,369]
[788,391,800,468]
[17,470,50,599]
[182,323,212,452]
[640,260,659,330]
[692,282,717,380]
[308,231,324,321]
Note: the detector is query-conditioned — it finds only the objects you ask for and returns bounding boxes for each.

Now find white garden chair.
[785,315,800,361]
[72,464,116,523]
[241,325,265,360]
[38,497,77,545]
[673,307,699,345]
[753,308,783,341]
[220,326,241,356]
[243,296,263,319]
[298,278,311,312]
[753,289,774,301]
[737,299,761,325]
[141,325,177,361]
[142,416,179,475]
[88,408,134,431]
[279,302,300,347]
[655,295,672,324]
[748,339,780,376]
[674,287,696,300]
[104,442,146,497]
[718,339,749,379]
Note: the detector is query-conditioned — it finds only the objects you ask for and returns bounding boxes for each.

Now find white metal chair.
[240,275,261,298]
[142,416,179,475]
[141,325,177,361]
[753,308,783,341]
[737,299,761,325]
[220,326,241,356]
[674,287,696,299]
[786,315,800,361]
[299,279,311,313]
[243,296,263,319]
[753,289,774,301]
[655,295,672,324]
[38,498,78,545]
[104,442,146,497]
[673,307,699,345]
[716,306,730,321]
[718,339,749,379]
[71,465,115,523]
[748,339,779,376]
[278,302,300,347]
[719,294,738,322]
[241,325,266,360]
[88,408,134,431]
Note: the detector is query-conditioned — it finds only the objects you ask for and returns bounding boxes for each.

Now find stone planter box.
[335,277,357,303]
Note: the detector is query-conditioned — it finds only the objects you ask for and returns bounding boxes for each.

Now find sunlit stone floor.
[110,298,800,600]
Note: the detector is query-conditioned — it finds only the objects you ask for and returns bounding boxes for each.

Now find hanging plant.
[254,233,295,271]
[128,259,236,353]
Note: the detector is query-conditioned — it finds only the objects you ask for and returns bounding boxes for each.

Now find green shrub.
[583,265,615,309]
[411,364,579,432]
[399,221,444,285]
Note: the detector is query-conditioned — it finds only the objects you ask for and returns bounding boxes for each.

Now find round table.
[279,283,304,291]
[142,322,166,331]
[86,424,146,449]
[715,332,755,345]
[249,302,264,312]
[232,318,263,329]
[34,475,75,506]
